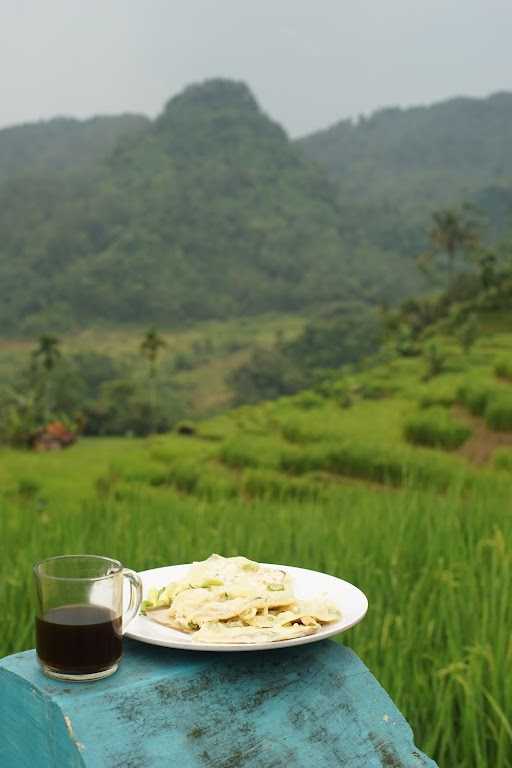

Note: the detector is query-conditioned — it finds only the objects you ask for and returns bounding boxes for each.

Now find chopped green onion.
[242,562,259,572]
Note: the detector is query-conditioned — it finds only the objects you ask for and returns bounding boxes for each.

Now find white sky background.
[1,0,511,137]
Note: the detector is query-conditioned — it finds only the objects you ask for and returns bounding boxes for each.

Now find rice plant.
[404,407,472,449]
[217,433,286,470]
[485,393,512,431]
[495,358,512,381]
[1,475,510,768]
[494,448,512,472]
[457,382,495,416]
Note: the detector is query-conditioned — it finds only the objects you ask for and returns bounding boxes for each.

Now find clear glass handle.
[122,568,143,632]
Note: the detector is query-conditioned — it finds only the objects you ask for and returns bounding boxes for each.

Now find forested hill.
[0,114,149,182]
[298,92,512,198]
[3,84,512,335]
[297,92,512,247]
[1,79,411,335]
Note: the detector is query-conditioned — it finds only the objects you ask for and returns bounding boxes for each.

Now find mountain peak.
[163,78,259,115]
[154,78,287,158]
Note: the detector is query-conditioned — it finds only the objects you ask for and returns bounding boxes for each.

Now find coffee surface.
[36,604,122,674]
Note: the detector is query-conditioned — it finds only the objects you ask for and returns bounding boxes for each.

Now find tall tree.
[429,206,480,273]
[31,334,61,419]
[457,313,480,354]
[477,249,497,289]
[140,328,166,378]
[140,328,167,432]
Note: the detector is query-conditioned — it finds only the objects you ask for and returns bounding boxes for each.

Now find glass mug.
[34,555,142,681]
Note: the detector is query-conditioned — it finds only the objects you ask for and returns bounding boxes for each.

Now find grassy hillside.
[1,316,511,767]
[0,313,306,418]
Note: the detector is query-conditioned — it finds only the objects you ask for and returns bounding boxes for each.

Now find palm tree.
[31,335,61,419]
[478,249,497,289]
[140,328,166,377]
[140,328,167,432]
[429,207,479,273]
[33,335,61,371]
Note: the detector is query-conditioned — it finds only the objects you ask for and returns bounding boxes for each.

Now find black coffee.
[36,604,122,674]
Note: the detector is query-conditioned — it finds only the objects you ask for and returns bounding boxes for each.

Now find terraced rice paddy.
[1,330,512,767]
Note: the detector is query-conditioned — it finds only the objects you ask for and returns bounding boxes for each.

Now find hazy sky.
[1,0,511,137]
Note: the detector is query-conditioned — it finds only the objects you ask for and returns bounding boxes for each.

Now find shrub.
[281,441,375,481]
[494,359,512,381]
[196,469,239,501]
[293,391,324,410]
[66,352,122,402]
[423,343,447,381]
[404,454,466,491]
[357,381,389,400]
[325,442,405,485]
[147,459,238,500]
[0,390,42,448]
[456,314,479,354]
[150,445,183,464]
[95,470,121,497]
[280,438,464,490]
[280,421,309,444]
[338,391,353,408]
[321,380,353,408]
[219,436,280,469]
[175,421,196,436]
[494,448,512,471]
[315,379,353,407]
[227,347,306,406]
[419,392,456,409]
[326,441,461,490]
[396,325,421,357]
[16,477,41,499]
[242,469,321,502]
[404,408,472,449]
[163,460,202,494]
[116,463,168,487]
[485,394,512,432]
[172,351,195,371]
[84,379,185,436]
[278,416,337,444]
[279,445,327,474]
[457,383,494,417]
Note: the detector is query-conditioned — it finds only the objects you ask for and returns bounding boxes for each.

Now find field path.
[453,405,512,465]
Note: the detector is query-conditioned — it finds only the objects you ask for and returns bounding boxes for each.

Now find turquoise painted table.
[0,639,438,767]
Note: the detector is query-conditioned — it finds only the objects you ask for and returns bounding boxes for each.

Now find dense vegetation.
[2,79,512,767]
[2,216,511,438]
[0,315,310,441]
[228,302,382,404]
[0,80,371,334]
[5,82,512,335]
[298,92,512,254]
[2,311,512,767]
[228,216,512,404]
[0,114,149,182]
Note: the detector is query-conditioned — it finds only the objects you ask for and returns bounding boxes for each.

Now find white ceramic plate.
[125,563,368,652]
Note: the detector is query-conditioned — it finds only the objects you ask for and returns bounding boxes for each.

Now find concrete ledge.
[0,639,438,767]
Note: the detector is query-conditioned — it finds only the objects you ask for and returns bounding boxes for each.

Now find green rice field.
[1,328,512,767]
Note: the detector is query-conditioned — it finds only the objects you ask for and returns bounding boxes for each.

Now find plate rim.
[125,561,369,652]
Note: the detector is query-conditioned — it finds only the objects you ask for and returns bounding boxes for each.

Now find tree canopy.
[1,82,512,335]
[298,92,512,257]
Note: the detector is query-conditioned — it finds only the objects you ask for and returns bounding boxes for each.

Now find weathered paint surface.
[0,639,438,767]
